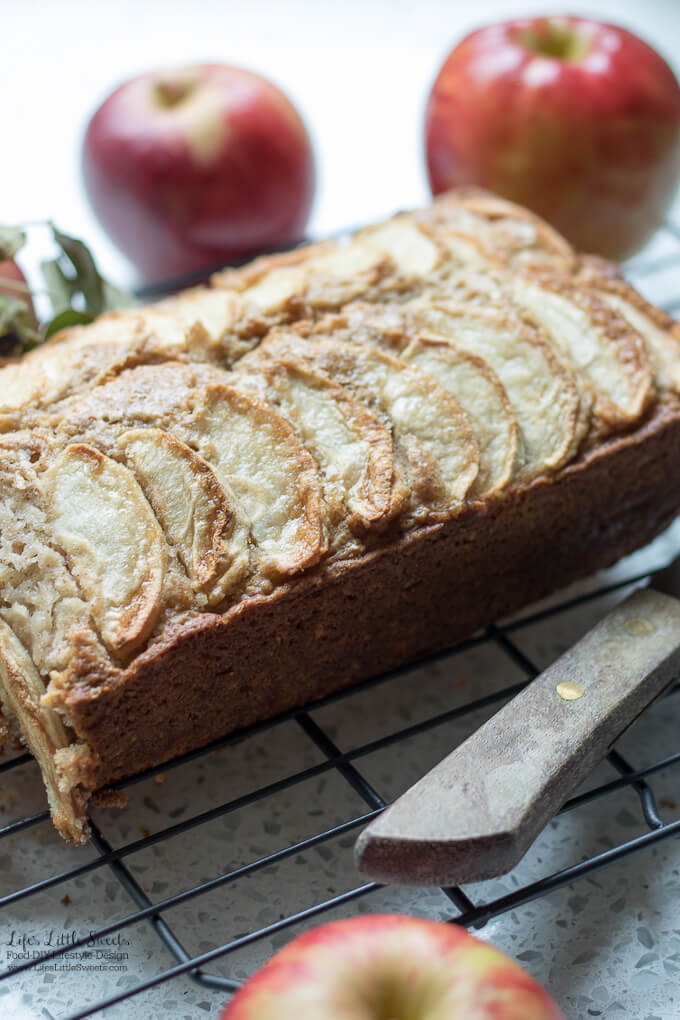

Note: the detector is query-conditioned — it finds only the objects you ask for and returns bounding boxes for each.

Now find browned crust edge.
[58,392,680,793]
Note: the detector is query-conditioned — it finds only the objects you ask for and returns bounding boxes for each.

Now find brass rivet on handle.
[556,680,585,701]
[625,617,655,637]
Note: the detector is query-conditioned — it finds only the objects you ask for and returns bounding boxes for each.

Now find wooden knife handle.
[355,587,680,886]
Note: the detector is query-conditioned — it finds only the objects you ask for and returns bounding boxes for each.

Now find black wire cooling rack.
[2,221,680,1019]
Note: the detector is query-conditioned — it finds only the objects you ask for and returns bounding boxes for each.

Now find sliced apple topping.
[119,429,250,606]
[357,218,443,277]
[409,303,585,479]
[83,303,226,360]
[0,313,150,415]
[400,337,519,497]
[573,266,680,394]
[0,294,246,419]
[193,385,325,578]
[212,239,337,290]
[596,291,680,393]
[420,190,575,269]
[46,309,149,353]
[413,229,514,295]
[154,287,243,348]
[314,304,519,498]
[240,265,308,314]
[44,444,167,657]
[0,441,107,676]
[48,363,325,582]
[0,619,89,843]
[234,355,402,534]
[303,243,395,305]
[256,334,479,513]
[512,278,654,428]
[0,355,56,417]
[61,295,241,366]
[240,241,390,315]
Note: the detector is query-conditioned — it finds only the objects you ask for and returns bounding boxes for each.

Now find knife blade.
[354,556,680,886]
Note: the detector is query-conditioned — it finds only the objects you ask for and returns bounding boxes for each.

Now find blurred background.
[4,0,680,286]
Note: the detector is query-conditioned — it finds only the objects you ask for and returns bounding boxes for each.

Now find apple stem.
[153,78,194,109]
[517,22,589,62]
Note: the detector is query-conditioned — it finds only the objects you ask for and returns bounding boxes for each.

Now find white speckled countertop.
[2,3,680,1017]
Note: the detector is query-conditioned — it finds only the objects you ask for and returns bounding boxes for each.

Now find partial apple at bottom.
[220,914,564,1019]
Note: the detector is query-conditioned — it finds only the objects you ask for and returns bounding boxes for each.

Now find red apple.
[220,914,564,1019]
[82,64,315,280]
[425,16,680,260]
[0,260,31,307]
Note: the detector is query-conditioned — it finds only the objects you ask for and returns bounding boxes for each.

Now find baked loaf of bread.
[2,189,680,843]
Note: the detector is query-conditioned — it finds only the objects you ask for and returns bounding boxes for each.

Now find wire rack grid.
[2,222,680,1019]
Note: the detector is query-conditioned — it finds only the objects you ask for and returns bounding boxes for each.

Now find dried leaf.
[43,308,93,340]
[0,294,27,334]
[41,258,75,315]
[0,226,27,261]
[0,294,40,350]
[102,278,135,312]
[2,222,133,355]
[51,224,105,317]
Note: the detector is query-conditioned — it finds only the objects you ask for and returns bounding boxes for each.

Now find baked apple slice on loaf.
[414,188,576,270]
[575,256,680,393]
[231,356,404,541]
[252,332,480,518]
[298,305,521,497]
[118,428,251,606]
[511,277,654,429]
[41,362,328,586]
[331,301,584,482]
[44,443,167,657]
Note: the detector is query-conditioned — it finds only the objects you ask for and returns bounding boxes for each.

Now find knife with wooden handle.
[354,557,680,887]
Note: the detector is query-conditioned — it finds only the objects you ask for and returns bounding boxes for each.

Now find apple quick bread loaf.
[2,189,680,843]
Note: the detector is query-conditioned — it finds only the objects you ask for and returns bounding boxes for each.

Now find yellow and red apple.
[220,914,564,1019]
[425,16,680,259]
[82,64,315,280]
